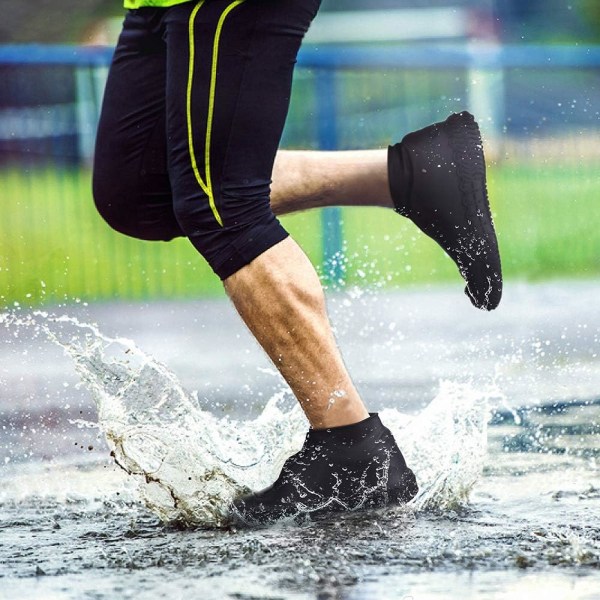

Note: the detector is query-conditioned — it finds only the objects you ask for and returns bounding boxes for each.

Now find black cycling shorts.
[93,0,320,279]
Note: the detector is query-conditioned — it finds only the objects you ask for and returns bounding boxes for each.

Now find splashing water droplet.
[1,311,494,527]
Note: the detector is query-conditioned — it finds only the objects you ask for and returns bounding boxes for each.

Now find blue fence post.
[315,68,344,286]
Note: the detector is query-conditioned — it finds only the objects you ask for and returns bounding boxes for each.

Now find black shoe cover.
[388,111,502,310]
[230,414,418,527]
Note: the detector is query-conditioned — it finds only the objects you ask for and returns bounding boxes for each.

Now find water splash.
[390,379,492,511]
[1,310,496,527]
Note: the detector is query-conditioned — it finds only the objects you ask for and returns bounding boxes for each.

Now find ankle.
[309,398,370,430]
[387,142,413,215]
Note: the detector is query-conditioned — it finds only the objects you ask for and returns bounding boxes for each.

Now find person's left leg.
[93,7,181,242]
[271,149,394,213]
[270,116,504,313]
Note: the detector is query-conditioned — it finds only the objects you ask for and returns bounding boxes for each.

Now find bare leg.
[268,136,502,311]
[225,150,392,428]
[224,236,369,430]
[270,149,394,215]
[228,229,420,523]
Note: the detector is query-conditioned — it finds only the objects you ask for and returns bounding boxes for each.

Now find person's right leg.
[165,0,369,429]
[163,0,417,524]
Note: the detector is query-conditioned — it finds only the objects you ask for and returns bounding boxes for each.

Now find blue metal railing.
[315,69,344,283]
[2,43,600,68]
[2,43,600,285]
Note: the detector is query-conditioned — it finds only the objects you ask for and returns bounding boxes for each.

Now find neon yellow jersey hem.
[124,0,191,9]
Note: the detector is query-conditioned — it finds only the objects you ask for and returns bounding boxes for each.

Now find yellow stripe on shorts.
[186,0,248,227]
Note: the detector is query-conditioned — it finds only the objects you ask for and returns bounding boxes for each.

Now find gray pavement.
[3,278,600,407]
[1,279,599,461]
[1,279,600,599]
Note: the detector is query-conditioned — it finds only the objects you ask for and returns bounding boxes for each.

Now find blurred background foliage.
[1,0,599,307]
[1,0,599,44]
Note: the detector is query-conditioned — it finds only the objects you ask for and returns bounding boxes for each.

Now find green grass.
[1,162,599,308]
[340,162,600,287]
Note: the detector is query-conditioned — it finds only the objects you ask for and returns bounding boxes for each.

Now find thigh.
[93,8,183,241]
[163,0,320,269]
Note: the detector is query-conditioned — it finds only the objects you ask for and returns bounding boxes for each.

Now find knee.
[172,185,289,280]
[92,166,180,242]
[92,171,138,237]
[172,181,268,234]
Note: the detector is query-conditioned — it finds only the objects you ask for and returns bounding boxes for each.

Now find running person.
[93,0,502,526]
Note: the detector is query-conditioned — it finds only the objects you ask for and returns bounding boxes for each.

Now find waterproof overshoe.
[388,111,502,310]
[230,414,418,527]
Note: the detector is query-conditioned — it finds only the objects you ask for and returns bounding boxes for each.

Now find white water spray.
[1,310,496,527]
